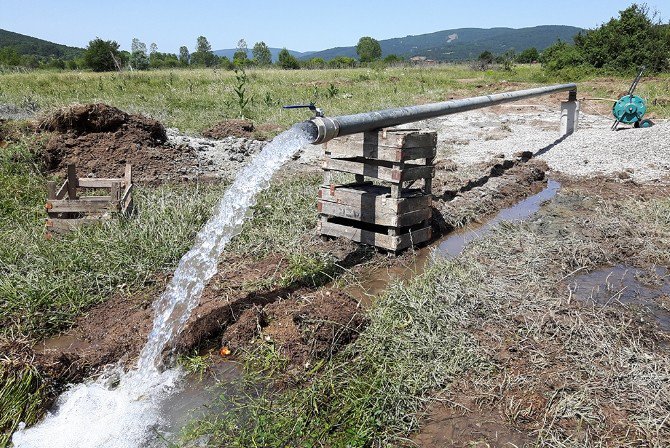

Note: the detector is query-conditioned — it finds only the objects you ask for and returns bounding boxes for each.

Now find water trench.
[12,126,312,448]
[345,179,562,304]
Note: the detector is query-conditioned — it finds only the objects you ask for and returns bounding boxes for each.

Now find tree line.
[474,4,669,74]
[0,34,399,72]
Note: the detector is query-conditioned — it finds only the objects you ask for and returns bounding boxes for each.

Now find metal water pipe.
[297,83,577,145]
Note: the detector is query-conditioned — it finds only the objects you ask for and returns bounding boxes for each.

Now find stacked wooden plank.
[318,128,436,252]
[45,163,133,236]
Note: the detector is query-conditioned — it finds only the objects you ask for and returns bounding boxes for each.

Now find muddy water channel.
[345,179,561,303]
[569,265,670,330]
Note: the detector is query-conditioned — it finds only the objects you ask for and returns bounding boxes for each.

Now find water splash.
[12,126,311,448]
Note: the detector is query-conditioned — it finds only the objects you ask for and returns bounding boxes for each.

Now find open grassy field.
[1,64,669,447]
[1,65,669,133]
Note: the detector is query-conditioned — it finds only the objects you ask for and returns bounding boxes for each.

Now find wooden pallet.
[45,163,133,236]
[319,128,435,252]
[318,217,431,252]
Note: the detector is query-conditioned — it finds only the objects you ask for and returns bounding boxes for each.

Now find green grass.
[2,65,668,134]
[0,364,46,448]
[183,261,485,447]
[183,190,670,447]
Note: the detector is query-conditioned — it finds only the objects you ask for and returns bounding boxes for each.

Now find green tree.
[383,54,404,65]
[233,39,249,65]
[539,40,586,71]
[575,4,670,72]
[196,36,212,53]
[0,47,22,66]
[83,38,122,72]
[277,48,299,69]
[252,41,272,66]
[179,46,190,65]
[305,57,326,69]
[129,38,149,70]
[478,50,494,64]
[356,36,382,63]
[192,36,217,67]
[328,56,356,68]
[516,47,539,63]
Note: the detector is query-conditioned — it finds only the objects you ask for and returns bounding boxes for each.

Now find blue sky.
[1,1,668,53]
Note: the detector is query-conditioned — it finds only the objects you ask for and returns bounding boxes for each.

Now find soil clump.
[202,119,256,140]
[38,104,195,182]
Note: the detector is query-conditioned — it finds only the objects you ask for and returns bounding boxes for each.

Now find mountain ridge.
[0,28,84,59]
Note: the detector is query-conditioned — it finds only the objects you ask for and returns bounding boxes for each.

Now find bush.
[83,38,122,72]
[277,48,299,70]
[540,41,586,71]
[575,4,670,72]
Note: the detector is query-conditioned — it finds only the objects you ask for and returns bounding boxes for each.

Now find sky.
[1,0,668,54]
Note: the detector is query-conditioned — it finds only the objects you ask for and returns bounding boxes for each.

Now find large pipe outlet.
[301,83,577,145]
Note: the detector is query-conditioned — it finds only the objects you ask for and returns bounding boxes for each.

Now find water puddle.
[158,360,242,434]
[569,265,670,330]
[437,179,561,258]
[344,180,561,304]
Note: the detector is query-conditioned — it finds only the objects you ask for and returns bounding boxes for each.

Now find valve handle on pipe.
[283,102,324,118]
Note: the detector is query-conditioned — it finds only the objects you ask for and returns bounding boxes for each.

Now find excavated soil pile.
[202,119,256,139]
[39,104,194,182]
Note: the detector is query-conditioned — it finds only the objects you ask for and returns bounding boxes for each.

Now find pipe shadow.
[534,134,570,157]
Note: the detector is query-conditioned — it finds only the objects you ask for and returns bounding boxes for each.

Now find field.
[1,65,670,447]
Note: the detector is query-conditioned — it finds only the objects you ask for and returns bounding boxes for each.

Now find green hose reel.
[611,66,654,130]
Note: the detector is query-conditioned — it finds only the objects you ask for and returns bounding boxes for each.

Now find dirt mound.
[203,119,256,139]
[223,290,367,365]
[39,104,195,182]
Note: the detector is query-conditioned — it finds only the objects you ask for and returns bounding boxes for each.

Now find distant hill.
[213,47,313,62]
[0,29,84,59]
[303,26,582,61]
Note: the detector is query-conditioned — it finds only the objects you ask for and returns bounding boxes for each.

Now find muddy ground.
[5,102,670,446]
[411,177,670,447]
[31,104,276,183]
[13,127,554,405]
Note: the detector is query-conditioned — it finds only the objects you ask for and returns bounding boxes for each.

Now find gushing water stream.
[12,126,311,448]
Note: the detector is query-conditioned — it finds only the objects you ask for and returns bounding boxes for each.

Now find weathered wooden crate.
[318,184,431,227]
[319,128,435,252]
[45,163,133,236]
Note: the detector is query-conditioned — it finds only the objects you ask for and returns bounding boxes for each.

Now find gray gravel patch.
[412,106,669,183]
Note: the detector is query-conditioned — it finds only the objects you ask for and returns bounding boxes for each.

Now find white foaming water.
[13,127,311,448]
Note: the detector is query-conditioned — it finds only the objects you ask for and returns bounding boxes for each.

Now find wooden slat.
[324,129,437,162]
[124,164,132,186]
[323,158,434,183]
[47,181,57,200]
[318,200,431,227]
[46,199,118,213]
[121,184,134,213]
[318,184,431,214]
[56,180,69,199]
[364,129,438,149]
[326,142,436,162]
[66,164,78,199]
[110,181,121,203]
[318,219,431,251]
[78,178,123,188]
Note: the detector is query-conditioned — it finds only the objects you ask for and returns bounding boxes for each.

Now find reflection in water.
[569,265,670,330]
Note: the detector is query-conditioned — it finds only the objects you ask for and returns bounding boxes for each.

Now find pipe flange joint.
[310,116,340,144]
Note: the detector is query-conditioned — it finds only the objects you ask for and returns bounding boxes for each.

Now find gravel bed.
[416,106,669,183]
